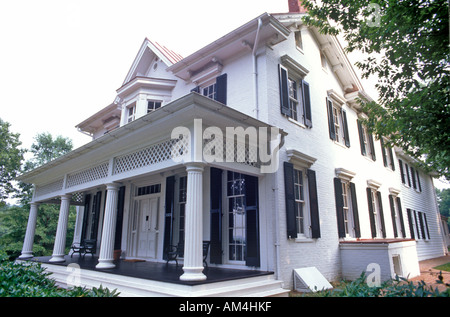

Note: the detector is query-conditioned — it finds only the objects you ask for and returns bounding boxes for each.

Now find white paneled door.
[136,196,159,259]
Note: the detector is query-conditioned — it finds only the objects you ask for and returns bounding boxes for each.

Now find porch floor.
[28,255,274,286]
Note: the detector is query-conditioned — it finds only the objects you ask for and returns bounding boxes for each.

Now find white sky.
[1,0,447,189]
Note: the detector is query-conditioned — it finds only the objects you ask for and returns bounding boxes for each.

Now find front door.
[136,196,160,259]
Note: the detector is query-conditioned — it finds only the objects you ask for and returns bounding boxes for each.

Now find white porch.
[21,255,287,297]
[17,93,286,292]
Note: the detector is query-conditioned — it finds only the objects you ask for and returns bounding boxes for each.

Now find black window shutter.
[418,212,426,239]
[91,191,102,241]
[369,133,376,161]
[357,120,366,156]
[245,175,259,267]
[405,164,412,187]
[350,182,361,238]
[334,178,345,238]
[367,187,377,238]
[342,109,350,147]
[410,166,417,189]
[414,210,420,239]
[380,138,388,167]
[114,186,126,250]
[406,209,415,239]
[210,168,223,264]
[307,169,321,239]
[376,191,386,238]
[283,162,297,238]
[423,213,430,239]
[399,159,405,184]
[163,176,176,259]
[279,65,291,116]
[416,170,422,192]
[216,73,227,105]
[327,97,336,140]
[388,146,395,171]
[396,197,406,238]
[389,195,398,237]
[302,80,312,128]
[80,194,91,244]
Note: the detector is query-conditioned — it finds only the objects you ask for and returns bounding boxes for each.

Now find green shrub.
[299,272,449,297]
[0,251,119,297]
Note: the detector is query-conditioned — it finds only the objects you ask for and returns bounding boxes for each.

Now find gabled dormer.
[77,39,183,139]
[117,39,182,126]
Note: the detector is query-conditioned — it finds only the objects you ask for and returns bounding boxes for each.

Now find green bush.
[0,251,119,297]
[305,272,450,297]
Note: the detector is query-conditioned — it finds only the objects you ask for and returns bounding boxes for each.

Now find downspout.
[252,18,262,120]
[273,133,285,282]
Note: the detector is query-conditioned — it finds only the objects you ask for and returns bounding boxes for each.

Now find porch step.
[40,263,289,297]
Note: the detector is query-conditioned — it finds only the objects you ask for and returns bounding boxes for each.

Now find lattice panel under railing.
[113,138,188,175]
[34,178,64,198]
[203,136,260,168]
[66,162,109,188]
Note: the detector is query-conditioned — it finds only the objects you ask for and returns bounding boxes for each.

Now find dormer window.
[147,101,162,113]
[127,104,136,123]
[202,83,217,100]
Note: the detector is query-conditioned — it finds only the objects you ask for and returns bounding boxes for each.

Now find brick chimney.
[288,0,308,13]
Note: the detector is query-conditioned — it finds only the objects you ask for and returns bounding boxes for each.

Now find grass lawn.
[434,262,450,272]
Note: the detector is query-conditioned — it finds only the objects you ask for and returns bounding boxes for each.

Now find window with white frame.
[334,172,361,239]
[202,82,217,100]
[341,181,354,237]
[380,138,395,170]
[367,186,385,238]
[326,96,350,147]
[358,120,376,160]
[295,30,303,51]
[127,104,136,123]
[147,100,162,113]
[278,59,312,128]
[294,168,306,236]
[284,160,321,239]
[288,78,303,123]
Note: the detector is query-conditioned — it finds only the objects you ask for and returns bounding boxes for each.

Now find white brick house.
[17,2,446,294]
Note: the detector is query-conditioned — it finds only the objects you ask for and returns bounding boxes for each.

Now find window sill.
[287,117,306,129]
[294,237,314,243]
[384,166,395,173]
[362,155,375,163]
[333,140,348,149]
[296,46,304,55]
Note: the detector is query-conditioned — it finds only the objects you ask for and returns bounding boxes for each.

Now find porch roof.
[17,92,286,187]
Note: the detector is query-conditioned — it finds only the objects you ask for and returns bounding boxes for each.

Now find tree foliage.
[0,118,25,206]
[301,0,450,179]
[0,132,74,258]
[436,188,450,220]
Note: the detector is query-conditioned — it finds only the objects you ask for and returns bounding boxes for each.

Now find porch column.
[180,162,206,281]
[19,202,40,259]
[96,183,120,269]
[50,194,72,262]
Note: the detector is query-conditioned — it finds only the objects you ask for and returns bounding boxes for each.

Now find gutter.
[252,18,262,120]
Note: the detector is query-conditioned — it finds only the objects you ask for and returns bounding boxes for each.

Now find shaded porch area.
[22,256,288,297]
[28,255,273,286]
